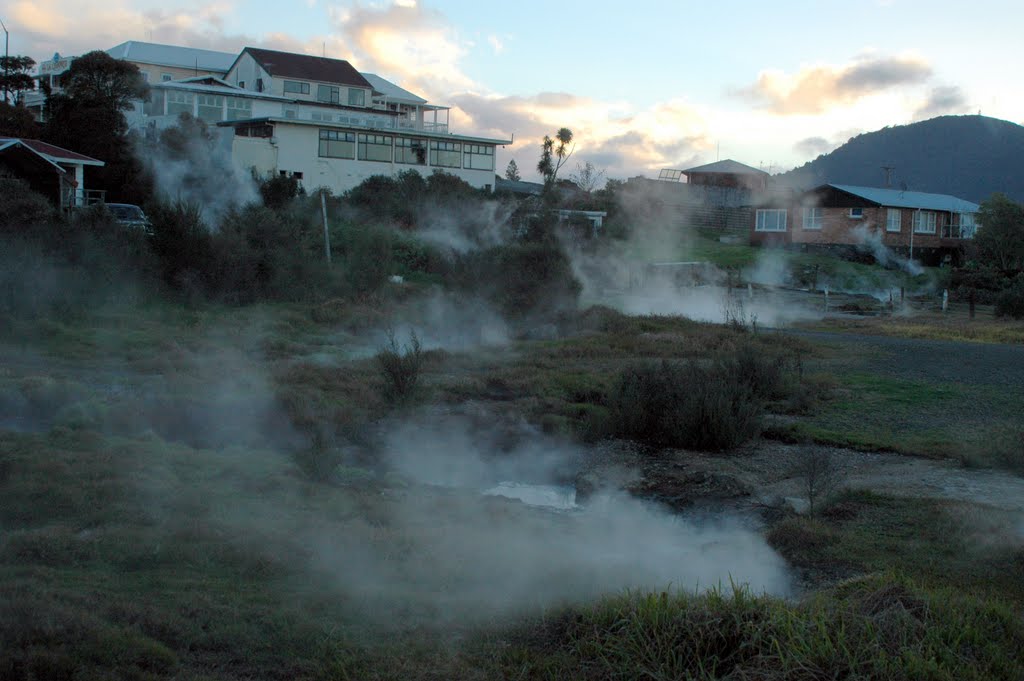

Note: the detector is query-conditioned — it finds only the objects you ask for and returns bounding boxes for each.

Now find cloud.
[913,85,971,121]
[325,0,475,98]
[7,0,307,61]
[737,55,933,114]
[487,35,504,54]
[793,136,831,158]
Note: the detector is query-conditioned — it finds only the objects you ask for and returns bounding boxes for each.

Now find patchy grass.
[806,310,1024,344]
[483,572,1024,681]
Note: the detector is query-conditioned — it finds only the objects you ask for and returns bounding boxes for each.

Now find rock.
[628,470,752,511]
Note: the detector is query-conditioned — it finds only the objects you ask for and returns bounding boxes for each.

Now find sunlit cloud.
[736,54,933,115]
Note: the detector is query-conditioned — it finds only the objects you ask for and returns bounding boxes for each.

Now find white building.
[29,42,510,195]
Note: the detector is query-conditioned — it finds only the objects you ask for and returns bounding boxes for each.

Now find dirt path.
[700,442,1024,513]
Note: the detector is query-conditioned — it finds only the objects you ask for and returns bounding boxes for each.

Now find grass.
[807,309,1024,344]
[3,290,1024,678]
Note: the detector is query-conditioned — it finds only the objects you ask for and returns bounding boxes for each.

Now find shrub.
[453,242,582,322]
[376,330,423,403]
[995,275,1024,319]
[609,359,762,451]
[257,173,303,209]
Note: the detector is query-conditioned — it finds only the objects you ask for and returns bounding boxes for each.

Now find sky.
[4,0,1023,182]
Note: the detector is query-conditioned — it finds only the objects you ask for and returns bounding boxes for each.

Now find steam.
[137,121,259,220]
[416,199,516,253]
[852,224,923,275]
[563,180,822,326]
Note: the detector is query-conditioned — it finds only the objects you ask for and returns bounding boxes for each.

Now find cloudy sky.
[5,0,1022,181]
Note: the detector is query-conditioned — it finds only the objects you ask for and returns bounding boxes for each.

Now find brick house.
[751,184,980,264]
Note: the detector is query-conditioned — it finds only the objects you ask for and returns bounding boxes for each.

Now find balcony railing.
[62,188,107,209]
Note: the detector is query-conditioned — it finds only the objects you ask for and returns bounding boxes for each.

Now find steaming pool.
[483,481,577,510]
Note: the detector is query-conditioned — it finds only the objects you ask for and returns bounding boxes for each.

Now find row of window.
[283,80,366,107]
[756,207,942,234]
[162,91,253,122]
[317,130,494,170]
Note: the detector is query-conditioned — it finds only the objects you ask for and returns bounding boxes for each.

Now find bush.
[376,330,423,403]
[453,242,582,322]
[995,275,1024,319]
[609,359,762,451]
[257,173,303,209]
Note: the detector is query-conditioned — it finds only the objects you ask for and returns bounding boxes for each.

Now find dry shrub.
[376,330,423,403]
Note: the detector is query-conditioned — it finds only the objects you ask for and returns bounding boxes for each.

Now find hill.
[777,115,1024,203]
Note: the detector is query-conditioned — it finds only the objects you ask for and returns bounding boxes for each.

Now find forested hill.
[776,115,1024,203]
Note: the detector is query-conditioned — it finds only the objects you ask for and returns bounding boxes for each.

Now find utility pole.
[1,18,9,106]
[881,165,895,188]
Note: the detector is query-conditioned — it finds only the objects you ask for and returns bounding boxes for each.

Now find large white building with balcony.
[29,42,509,194]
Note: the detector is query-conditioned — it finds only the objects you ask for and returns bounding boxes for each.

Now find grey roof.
[683,159,767,176]
[106,41,236,73]
[362,73,427,104]
[828,184,979,212]
[496,177,544,195]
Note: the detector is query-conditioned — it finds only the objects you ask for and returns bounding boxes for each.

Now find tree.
[41,51,152,203]
[569,161,605,194]
[537,127,574,185]
[975,193,1024,271]
[61,51,149,111]
[0,56,37,105]
[504,159,521,182]
[0,101,40,138]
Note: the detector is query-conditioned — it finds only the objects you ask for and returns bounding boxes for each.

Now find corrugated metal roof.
[828,184,979,212]
[361,73,427,104]
[683,159,767,176]
[106,41,236,73]
[242,48,373,89]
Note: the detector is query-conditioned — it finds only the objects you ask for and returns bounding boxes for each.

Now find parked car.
[106,203,152,233]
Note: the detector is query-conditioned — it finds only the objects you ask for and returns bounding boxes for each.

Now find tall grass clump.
[609,360,762,451]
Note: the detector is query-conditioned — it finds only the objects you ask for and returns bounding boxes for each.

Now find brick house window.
[886,208,902,232]
[755,209,787,232]
[913,211,937,234]
[802,206,823,230]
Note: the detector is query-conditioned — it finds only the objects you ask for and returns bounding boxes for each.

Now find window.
[463,144,494,170]
[913,210,937,234]
[256,78,264,92]
[197,94,223,122]
[283,80,310,95]
[140,72,150,82]
[311,111,332,122]
[319,129,355,159]
[358,133,392,162]
[161,73,173,82]
[317,84,340,104]
[755,209,787,232]
[238,80,246,89]
[849,207,864,219]
[959,213,977,239]
[226,97,252,120]
[348,88,366,107]
[430,140,462,168]
[801,206,823,230]
[293,172,303,180]
[284,107,298,119]
[234,123,273,138]
[886,208,902,232]
[396,137,427,165]
[166,91,194,116]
